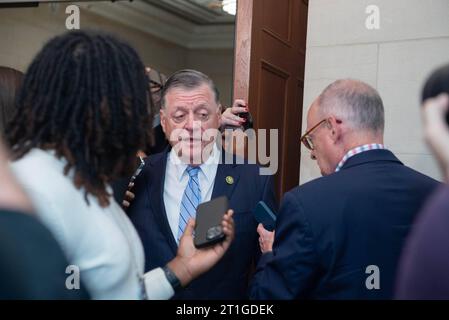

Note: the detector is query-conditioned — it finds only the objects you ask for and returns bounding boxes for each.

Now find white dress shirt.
[164,144,221,243]
[10,149,173,300]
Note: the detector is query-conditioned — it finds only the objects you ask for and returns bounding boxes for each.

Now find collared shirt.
[164,144,221,244]
[335,143,385,172]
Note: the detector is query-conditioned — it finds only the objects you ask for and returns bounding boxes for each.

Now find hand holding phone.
[194,196,229,248]
[221,100,254,131]
[253,201,276,231]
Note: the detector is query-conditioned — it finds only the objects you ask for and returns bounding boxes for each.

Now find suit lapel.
[211,153,240,200]
[149,150,178,255]
[149,150,240,255]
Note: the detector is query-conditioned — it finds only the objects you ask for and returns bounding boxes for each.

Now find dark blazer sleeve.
[249,190,318,299]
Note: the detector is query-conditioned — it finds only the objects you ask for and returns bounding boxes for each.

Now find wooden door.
[233,0,308,200]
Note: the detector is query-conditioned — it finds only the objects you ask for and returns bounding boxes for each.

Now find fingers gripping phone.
[253,201,276,231]
[194,196,229,249]
[238,111,253,130]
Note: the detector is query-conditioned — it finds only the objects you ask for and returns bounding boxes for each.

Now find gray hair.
[318,79,384,133]
[160,69,220,108]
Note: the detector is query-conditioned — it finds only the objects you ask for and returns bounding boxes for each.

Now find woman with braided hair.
[6,30,234,299]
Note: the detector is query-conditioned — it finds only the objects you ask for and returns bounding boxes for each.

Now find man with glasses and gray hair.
[250,79,439,299]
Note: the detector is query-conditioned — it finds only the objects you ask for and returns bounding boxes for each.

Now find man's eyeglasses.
[300,119,328,151]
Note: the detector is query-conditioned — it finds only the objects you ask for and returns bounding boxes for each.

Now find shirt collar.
[335,143,385,172]
[168,143,221,182]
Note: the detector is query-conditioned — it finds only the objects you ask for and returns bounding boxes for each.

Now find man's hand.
[422,93,449,181]
[167,209,235,287]
[257,223,275,254]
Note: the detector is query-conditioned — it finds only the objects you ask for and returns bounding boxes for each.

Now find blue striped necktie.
[178,166,202,241]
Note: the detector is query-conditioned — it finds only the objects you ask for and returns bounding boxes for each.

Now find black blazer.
[0,210,90,299]
[250,149,439,299]
[126,148,277,299]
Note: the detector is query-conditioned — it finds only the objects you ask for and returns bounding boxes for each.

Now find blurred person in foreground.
[0,134,89,299]
[396,63,449,299]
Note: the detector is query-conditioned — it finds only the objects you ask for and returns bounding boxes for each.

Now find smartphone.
[253,201,276,231]
[129,156,145,184]
[221,105,254,131]
[194,196,229,249]
[238,111,254,130]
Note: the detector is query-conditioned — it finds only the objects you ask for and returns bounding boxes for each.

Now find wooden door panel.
[257,62,289,195]
[261,0,293,44]
[233,0,308,200]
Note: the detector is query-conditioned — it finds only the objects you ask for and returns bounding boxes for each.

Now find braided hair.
[6,30,154,207]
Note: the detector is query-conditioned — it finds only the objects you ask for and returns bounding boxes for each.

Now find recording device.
[253,201,276,232]
[194,196,229,248]
[237,110,254,130]
[221,104,254,132]
[129,155,145,184]
[111,155,145,207]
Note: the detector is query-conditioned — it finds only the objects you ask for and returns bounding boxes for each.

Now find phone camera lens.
[206,225,223,240]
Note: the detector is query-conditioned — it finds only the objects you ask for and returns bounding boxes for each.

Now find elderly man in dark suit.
[126,69,276,299]
[251,79,439,299]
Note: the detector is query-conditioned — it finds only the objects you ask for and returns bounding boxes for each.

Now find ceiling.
[77,0,236,49]
[143,0,235,25]
[4,0,235,25]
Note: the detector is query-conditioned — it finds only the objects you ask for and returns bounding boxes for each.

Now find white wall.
[300,0,449,184]
[186,48,234,107]
[0,2,233,105]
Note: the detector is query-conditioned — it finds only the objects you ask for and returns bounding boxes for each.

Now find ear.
[217,103,222,120]
[160,109,167,134]
[327,116,342,143]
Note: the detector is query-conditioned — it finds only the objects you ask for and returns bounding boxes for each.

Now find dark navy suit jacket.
[126,148,276,299]
[250,149,439,300]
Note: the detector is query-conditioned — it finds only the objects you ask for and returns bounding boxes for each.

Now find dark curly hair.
[5,30,154,207]
[0,66,23,136]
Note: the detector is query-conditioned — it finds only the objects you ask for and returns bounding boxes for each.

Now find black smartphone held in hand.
[237,103,254,130]
[194,196,229,249]
[238,111,254,130]
[129,156,145,184]
[254,201,276,232]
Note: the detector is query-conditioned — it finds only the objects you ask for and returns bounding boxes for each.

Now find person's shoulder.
[228,160,274,186]
[0,209,89,299]
[11,149,80,201]
[144,150,167,166]
[139,150,168,175]
[399,163,441,186]
[221,152,265,172]
[0,210,48,238]
[292,172,342,196]
[130,150,168,192]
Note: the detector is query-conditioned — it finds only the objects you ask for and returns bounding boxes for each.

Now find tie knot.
[186,166,200,178]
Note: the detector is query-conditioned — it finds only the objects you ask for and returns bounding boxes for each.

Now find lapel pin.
[225,176,234,185]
